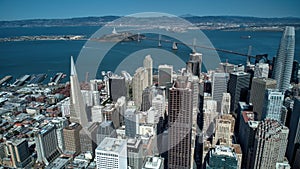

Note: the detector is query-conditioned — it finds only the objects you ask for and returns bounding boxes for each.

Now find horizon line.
[1,14,300,22]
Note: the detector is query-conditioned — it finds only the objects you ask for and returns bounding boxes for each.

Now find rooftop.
[143,156,163,169]
[96,137,126,154]
[213,145,235,157]
[45,157,70,169]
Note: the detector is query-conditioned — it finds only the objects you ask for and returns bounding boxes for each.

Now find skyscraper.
[109,75,126,102]
[127,138,144,169]
[250,77,277,120]
[144,55,153,87]
[52,117,68,152]
[212,72,229,112]
[291,60,299,84]
[125,108,138,138]
[6,139,32,168]
[187,52,202,76]
[254,63,269,78]
[69,56,89,126]
[63,122,82,155]
[221,93,231,114]
[168,76,193,169]
[238,111,259,169]
[203,98,218,138]
[272,26,295,92]
[102,104,120,129]
[35,123,61,165]
[95,138,127,169]
[96,120,117,145]
[158,64,173,86]
[287,97,300,166]
[213,114,235,146]
[252,119,289,169]
[141,87,154,111]
[133,67,148,109]
[227,72,250,112]
[79,122,98,155]
[152,94,165,117]
[262,89,284,122]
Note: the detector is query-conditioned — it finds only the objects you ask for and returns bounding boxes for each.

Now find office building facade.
[250,77,277,120]
[262,89,284,122]
[167,76,193,169]
[227,72,250,112]
[252,119,289,169]
[95,138,127,169]
[35,123,61,165]
[63,122,82,155]
[272,26,295,92]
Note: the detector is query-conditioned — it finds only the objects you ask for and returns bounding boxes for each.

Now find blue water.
[0,26,299,82]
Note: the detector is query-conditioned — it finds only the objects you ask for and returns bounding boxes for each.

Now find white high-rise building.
[133,67,148,109]
[60,97,70,117]
[203,98,218,138]
[91,105,103,123]
[272,26,295,92]
[152,94,165,117]
[190,75,200,114]
[254,63,269,78]
[51,117,68,152]
[221,93,231,114]
[95,138,127,169]
[147,107,160,124]
[81,90,94,107]
[262,89,284,122]
[92,91,100,106]
[69,56,88,126]
[212,72,229,112]
[144,55,153,87]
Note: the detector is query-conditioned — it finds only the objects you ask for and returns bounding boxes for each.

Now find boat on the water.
[172,42,178,50]
[240,35,251,39]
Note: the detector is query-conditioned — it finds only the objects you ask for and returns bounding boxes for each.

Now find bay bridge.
[136,33,269,63]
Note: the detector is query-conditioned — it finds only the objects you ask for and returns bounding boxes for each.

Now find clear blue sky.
[0,0,300,21]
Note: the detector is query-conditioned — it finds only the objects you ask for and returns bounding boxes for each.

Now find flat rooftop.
[143,156,163,169]
[96,137,126,154]
[213,145,235,157]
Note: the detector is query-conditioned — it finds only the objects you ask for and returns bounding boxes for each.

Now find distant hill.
[183,16,300,25]
[0,16,120,28]
[0,15,300,28]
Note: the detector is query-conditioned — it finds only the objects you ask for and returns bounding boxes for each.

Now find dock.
[0,75,12,86]
[48,73,64,86]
